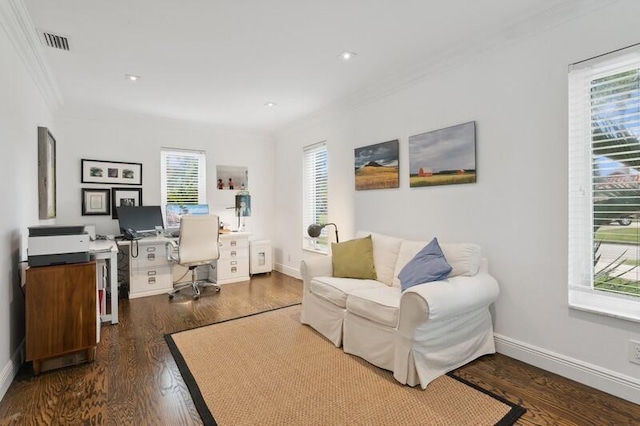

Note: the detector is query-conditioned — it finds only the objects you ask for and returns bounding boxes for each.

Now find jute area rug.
[165,305,524,426]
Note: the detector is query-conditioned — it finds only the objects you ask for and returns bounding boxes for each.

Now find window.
[160,148,206,209]
[302,142,328,253]
[568,45,640,322]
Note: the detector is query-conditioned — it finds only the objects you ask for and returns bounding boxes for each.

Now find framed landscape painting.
[409,121,476,187]
[354,140,399,190]
[37,126,56,219]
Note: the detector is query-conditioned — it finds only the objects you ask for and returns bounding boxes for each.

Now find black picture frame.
[81,188,111,216]
[81,159,143,185]
[111,187,143,219]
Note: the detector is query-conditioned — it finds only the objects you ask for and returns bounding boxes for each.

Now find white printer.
[28,225,90,267]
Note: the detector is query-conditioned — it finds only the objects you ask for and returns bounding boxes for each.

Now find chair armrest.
[165,240,179,262]
[300,256,333,292]
[397,272,499,335]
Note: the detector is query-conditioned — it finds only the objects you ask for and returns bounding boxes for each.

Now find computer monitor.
[117,206,164,233]
[165,204,210,229]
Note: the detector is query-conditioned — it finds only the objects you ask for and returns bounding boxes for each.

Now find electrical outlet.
[630,340,640,365]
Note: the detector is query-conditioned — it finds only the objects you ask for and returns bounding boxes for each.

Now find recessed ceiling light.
[125,74,141,82]
[264,102,277,107]
[339,51,357,60]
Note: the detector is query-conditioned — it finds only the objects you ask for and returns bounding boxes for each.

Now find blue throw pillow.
[398,238,452,291]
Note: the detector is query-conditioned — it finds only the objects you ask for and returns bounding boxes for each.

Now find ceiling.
[24,0,572,131]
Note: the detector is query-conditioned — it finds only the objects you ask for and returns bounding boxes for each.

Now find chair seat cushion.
[346,286,401,327]
[310,277,384,308]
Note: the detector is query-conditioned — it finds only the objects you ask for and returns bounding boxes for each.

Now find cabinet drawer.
[216,258,249,280]
[219,247,249,260]
[219,237,249,250]
[130,244,170,268]
[130,265,172,297]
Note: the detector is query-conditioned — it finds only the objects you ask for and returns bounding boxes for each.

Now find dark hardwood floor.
[0,271,638,425]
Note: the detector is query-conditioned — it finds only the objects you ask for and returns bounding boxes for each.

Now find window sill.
[302,246,328,255]
[569,288,640,323]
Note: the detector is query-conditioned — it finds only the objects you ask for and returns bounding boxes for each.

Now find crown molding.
[0,0,62,109]
[276,0,620,137]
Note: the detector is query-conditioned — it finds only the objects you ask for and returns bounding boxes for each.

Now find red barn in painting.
[418,167,432,177]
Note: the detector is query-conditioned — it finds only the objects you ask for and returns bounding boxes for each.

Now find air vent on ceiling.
[39,30,70,51]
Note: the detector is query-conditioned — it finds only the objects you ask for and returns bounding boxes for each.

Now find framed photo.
[81,188,111,216]
[409,121,476,187]
[81,159,143,185]
[216,165,248,190]
[354,139,399,190]
[38,126,56,219]
[111,187,142,219]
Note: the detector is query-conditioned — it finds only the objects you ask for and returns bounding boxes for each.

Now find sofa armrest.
[397,272,499,335]
[300,256,333,292]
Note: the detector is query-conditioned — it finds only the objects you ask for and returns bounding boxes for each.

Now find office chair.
[166,214,221,300]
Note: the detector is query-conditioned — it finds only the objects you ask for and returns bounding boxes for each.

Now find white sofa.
[300,232,499,388]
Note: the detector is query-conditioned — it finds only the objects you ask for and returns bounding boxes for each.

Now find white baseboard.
[494,333,640,405]
[0,339,24,402]
[274,263,301,280]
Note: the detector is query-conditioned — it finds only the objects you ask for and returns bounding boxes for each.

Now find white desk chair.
[166,214,221,300]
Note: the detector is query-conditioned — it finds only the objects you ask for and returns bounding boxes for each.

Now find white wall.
[54,111,274,240]
[273,0,640,402]
[0,27,55,399]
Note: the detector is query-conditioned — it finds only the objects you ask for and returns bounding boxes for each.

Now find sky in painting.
[409,122,475,174]
[354,140,399,168]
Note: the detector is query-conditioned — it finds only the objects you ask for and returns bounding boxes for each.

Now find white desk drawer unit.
[211,233,250,285]
[128,240,173,298]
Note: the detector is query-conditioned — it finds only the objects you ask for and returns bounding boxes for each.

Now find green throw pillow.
[332,235,377,280]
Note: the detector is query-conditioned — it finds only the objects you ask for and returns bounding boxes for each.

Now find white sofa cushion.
[356,231,402,286]
[393,240,481,286]
[310,277,385,308]
[347,286,402,327]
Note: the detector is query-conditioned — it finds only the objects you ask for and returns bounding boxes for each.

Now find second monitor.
[165,204,210,229]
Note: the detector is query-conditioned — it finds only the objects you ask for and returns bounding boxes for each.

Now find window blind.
[160,149,206,207]
[568,45,640,321]
[302,142,328,252]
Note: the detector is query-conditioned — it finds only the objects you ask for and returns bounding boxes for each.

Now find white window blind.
[302,142,328,253]
[568,45,640,322]
[161,148,206,207]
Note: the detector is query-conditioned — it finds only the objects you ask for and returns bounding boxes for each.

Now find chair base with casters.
[168,265,220,300]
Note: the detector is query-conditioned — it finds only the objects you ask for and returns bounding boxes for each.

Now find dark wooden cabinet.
[25,261,97,375]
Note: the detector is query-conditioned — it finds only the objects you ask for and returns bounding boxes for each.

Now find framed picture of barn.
[409,121,476,187]
[354,139,400,190]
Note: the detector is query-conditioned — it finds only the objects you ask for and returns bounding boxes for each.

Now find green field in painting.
[410,173,476,187]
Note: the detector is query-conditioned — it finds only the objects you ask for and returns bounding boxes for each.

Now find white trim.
[0,339,24,402]
[274,262,301,280]
[0,0,62,109]
[494,333,640,405]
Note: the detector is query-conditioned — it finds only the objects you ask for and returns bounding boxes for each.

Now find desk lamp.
[235,191,251,231]
[307,223,339,243]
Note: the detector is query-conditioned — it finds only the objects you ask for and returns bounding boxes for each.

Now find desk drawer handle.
[231,267,237,273]
[230,260,238,266]
[231,241,237,247]
[147,254,156,261]
[148,277,156,284]
[147,270,157,276]
[230,251,236,257]
[147,247,156,252]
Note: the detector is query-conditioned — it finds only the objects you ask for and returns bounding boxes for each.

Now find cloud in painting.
[355,140,399,168]
[409,122,475,174]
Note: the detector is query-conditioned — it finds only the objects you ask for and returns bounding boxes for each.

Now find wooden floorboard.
[0,271,638,425]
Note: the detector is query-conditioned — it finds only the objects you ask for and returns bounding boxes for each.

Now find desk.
[119,232,252,298]
[90,240,118,324]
